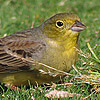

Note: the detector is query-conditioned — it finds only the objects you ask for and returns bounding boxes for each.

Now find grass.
[0,0,100,99]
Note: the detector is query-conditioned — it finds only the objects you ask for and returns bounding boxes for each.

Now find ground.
[0,0,100,99]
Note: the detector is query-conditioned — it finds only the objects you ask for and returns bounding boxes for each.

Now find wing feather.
[0,29,45,73]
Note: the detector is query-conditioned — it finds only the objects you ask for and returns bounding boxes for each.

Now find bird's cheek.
[71,31,79,37]
[63,30,72,37]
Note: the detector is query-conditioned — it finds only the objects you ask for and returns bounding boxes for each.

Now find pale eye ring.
[56,21,64,28]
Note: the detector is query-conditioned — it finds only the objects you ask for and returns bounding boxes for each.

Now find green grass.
[0,0,100,99]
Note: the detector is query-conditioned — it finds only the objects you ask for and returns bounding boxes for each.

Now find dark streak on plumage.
[0,28,46,73]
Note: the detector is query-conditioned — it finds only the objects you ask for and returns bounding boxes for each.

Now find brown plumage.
[0,13,85,86]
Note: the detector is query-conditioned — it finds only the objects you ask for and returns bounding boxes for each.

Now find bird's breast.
[37,41,78,76]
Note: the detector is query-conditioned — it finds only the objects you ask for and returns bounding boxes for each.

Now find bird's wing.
[0,29,45,73]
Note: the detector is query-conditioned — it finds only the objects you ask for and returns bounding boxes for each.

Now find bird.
[0,13,85,87]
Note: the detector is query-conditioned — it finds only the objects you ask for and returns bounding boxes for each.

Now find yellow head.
[41,13,85,41]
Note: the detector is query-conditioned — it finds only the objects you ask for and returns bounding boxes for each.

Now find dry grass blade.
[82,87,100,100]
[76,71,100,85]
[72,64,82,75]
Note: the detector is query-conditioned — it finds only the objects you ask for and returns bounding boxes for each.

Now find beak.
[69,20,86,32]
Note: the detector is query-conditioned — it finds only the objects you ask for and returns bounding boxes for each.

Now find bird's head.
[40,13,86,41]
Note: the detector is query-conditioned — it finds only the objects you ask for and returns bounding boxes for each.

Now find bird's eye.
[56,21,64,28]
